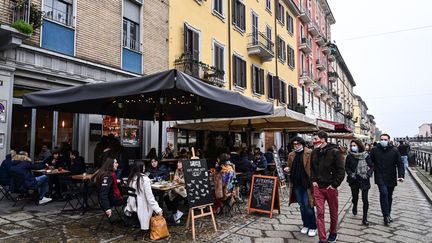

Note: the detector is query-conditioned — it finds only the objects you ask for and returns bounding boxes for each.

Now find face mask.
[351,146,358,152]
[313,140,322,148]
[295,146,304,152]
[380,140,388,147]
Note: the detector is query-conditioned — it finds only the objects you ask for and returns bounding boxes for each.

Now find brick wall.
[143,0,169,74]
[75,0,122,68]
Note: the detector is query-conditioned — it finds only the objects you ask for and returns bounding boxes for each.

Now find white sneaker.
[300,227,309,234]
[175,210,184,221]
[39,197,52,205]
[307,229,317,237]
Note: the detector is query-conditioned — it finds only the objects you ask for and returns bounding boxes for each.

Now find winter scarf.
[350,151,369,179]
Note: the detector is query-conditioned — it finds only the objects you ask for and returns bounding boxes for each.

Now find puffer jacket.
[311,143,345,188]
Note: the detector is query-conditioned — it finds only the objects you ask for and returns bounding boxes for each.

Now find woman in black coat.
[345,139,373,226]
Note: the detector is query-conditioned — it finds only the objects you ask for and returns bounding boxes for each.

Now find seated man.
[0,150,16,186]
[252,152,268,175]
[9,151,52,204]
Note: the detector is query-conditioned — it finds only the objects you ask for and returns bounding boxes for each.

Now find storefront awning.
[318,119,352,133]
[175,106,333,132]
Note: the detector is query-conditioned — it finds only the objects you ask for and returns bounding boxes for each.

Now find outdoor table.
[32,169,71,175]
[151,181,184,191]
[70,173,94,215]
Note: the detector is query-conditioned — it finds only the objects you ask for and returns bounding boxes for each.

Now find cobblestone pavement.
[0,171,431,242]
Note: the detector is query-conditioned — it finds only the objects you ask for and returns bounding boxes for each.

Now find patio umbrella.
[23,69,274,159]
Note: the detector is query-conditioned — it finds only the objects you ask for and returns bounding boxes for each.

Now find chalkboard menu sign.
[273,154,285,182]
[248,175,280,218]
[182,159,213,208]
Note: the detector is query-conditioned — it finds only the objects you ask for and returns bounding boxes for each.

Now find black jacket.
[0,154,12,185]
[99,175,115,210]
[345,153,373,190]
[68,156,86,175]
[370,144,404,187]
[147,165,169,181]
[311,143,345,188]
[398,144,410,156]
[9,160,46,192]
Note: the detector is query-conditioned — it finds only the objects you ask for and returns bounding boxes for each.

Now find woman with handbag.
[124,160,163,232]
[345,139,373,226]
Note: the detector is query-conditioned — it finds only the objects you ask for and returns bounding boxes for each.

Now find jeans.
[314,187,339,241]
[401,156,408,170]
[293,185,316,229]
[35,175,49,200]
[351,187,369,219]
[377,184,395,217]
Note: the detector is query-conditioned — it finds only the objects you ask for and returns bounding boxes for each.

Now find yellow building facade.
[169,0,299,106]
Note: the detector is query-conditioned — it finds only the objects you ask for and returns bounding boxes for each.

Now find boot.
[362,213,369,226]
[352,203,357,216]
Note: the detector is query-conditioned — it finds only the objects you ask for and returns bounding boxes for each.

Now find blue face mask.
[351,146,358,152]
[380,140,388,147]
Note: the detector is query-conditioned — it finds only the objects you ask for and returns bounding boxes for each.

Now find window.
[233,55,246,88]
[123,0,141,52]
[233,0,245,31]
[266,0,271,11]
[276,2,285,25]
[276,36,286,62]
[267,74,274,99]
[213,0,223,16]
[288,86,297,109]
[43,0,73,26]
[288,45,295,68]
[252,65,264,95]
[266,25,272,50]
[280,80,287,103]
[184,24,200,76]
[287,14,294,34]
[213,41,224,79]
[252,12,259,44]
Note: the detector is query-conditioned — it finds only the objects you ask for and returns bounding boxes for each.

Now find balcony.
[0,1,34,50]
[308,22,319,37]
[299,37,312,54]
[328,48,336,62]
[299,71,314,85]
[316,35,326,46]
[294,104,307,114]
[322,46,330,55]
[247,32,275,62]
[174,53,225,87]
[316,59,326,71]
[299,7,312,24]
[328,71,338,83]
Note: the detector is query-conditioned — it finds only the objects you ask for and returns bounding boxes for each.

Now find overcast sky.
[327,0,432,138]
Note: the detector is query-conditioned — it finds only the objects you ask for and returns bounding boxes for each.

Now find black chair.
[60,178,83,212]
[96,186,129,232]
[9,171,39,209]
[0,182,13,201]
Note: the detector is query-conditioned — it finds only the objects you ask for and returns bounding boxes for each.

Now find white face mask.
[351,146,358,152]
[295,146,304,152]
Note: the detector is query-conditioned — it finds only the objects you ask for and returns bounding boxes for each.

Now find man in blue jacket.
[0,150,16,186]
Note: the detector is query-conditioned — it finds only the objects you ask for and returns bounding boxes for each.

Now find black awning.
[22,69,273,120]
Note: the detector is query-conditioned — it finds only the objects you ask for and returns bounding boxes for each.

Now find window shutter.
[242,60,246,88]
[233,55,237,86]
[232,0,236,24]
[259,69,264,95]
[251,66,255,93]
[192,31,199,60]
[274,76,280,100]
[184,24,189,54]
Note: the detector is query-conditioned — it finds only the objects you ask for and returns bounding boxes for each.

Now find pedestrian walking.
[397,141,410,170]
[370,133,404,226]
[310,131,345,243]
[345,139,373,226]
[283,137,317,237]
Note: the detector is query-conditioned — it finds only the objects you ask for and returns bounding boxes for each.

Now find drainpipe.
[228,0,232,90]
[274,0,279,107]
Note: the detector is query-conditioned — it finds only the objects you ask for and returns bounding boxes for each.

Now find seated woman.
[96,157,127,217]
[164,159,187,223]
[124,160,162,233]
[214,153,238,213]
[9,151,52,204]
[146,158,169,181]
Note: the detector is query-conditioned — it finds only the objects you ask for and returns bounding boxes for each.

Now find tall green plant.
[11,20,33,34]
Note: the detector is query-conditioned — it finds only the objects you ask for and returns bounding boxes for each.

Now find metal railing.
[43,5,73,26]
[413,149,432,175]
[123,36,141,52]
[300,70,314,80]
[300,37,312,48]
[247,31,275,54]
[11,0,30,24]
